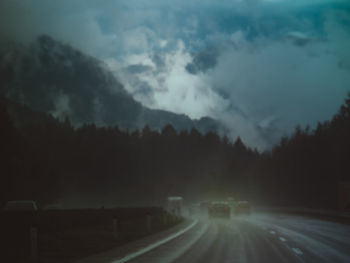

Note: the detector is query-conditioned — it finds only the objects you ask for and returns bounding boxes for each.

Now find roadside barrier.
[0,207,182,263]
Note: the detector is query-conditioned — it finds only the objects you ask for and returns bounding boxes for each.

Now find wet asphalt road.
[127,213,350,263]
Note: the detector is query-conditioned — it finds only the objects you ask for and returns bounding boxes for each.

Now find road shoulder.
[74,218,197,263]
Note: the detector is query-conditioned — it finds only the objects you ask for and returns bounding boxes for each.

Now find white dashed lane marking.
[279,237,287,242]
[262,227,303,257]
[292,248,303,255]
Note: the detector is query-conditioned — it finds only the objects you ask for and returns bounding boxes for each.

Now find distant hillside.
[0,35,222,134]
[0,97,58,128]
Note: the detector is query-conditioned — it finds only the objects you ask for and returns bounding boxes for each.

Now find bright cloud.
[1,0,350,149]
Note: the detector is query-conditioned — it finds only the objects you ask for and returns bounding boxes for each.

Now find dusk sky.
[1,0,350,149]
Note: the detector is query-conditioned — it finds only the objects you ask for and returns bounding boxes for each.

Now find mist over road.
[126,213,350,263]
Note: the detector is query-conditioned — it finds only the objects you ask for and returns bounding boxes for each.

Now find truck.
[167,196,183,217]
[208,201,231,219]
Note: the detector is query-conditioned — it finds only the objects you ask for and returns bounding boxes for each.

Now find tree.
[233,136,246,153]
[161,124,177,137]
[142,125,152,138]
[0,102,18,204]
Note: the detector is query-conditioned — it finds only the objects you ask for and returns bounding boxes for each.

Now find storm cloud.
[1,0,350,149]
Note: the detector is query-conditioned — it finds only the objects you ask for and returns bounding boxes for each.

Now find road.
[123,213,350,263]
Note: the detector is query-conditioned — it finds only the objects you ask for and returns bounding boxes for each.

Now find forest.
[1,94,350,209]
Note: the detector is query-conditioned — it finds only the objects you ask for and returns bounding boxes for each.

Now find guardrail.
[0,207,182,263]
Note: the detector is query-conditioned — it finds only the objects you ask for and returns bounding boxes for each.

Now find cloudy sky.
[1,0,350,149]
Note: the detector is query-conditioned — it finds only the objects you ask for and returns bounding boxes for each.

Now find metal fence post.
[146,214,152,233]
[30,227,38,263]
[113,217,119,241]
[163,212,168,227]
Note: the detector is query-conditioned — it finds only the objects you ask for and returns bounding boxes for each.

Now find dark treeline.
[258,94,350,208]
[0,97,258,207]
[1,94,350,209]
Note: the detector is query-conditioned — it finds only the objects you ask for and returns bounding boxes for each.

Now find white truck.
[167,196,183,217]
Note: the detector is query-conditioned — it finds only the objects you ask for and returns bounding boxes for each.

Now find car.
[208,201,231,219]
[3,200,38,211]
[200,200,212,215]
[234,201,251,215]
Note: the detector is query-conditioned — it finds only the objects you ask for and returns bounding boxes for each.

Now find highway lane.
[247,213,350,263]
[126,213,350,263]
